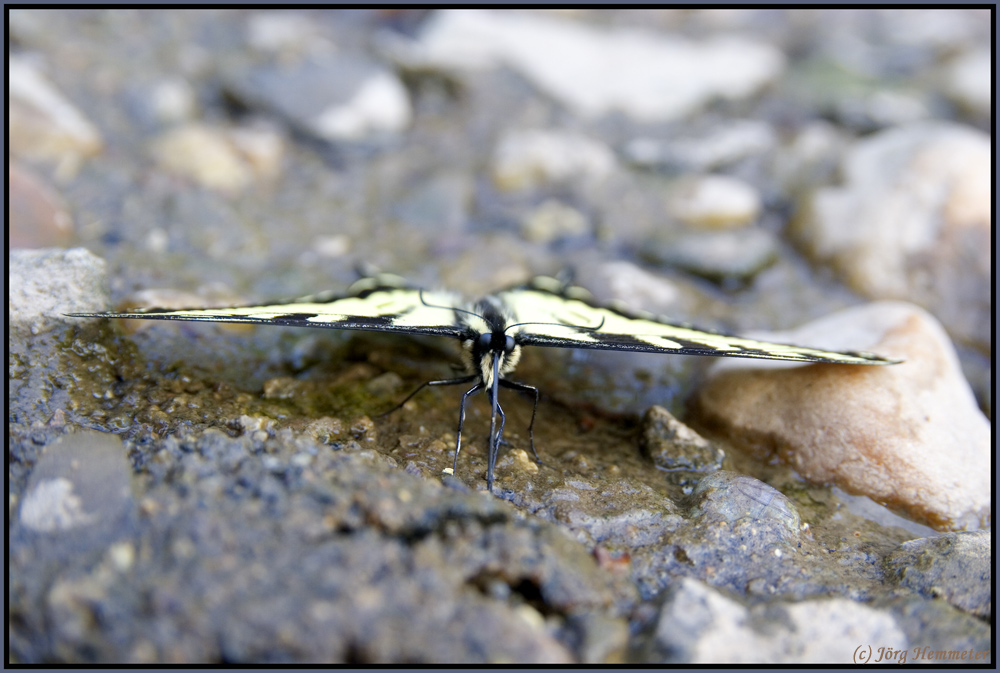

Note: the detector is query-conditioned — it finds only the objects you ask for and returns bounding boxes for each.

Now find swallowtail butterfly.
[68,273,900,493]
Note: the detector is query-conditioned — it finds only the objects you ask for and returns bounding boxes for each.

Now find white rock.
[693,301,990,532]
[943,47,991,117]
[589,261,681,316]
[797,122,991,352]
[654,578,907,664]
[413,10,784,121]
[492,128,615,191]
[312,70,411,140]
[669,175,761,228]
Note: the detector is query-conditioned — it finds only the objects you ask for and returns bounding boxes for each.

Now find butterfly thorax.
[459,296,523,386]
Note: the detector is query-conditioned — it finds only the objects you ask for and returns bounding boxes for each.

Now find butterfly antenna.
[504,316,605,334]
[418,289,487,323]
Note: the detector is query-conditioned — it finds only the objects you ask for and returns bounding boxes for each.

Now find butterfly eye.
[504,336,515,353]
[478,333,493,351]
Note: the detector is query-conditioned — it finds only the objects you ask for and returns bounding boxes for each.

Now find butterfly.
[67,273,900,493]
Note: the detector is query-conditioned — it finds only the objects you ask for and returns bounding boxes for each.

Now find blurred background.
[9,8,991,411]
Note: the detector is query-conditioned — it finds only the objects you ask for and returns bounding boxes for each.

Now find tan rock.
[692,301,990,532]
[8,57,103,175]
[149,122,285,193]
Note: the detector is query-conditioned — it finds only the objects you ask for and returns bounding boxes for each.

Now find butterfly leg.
[378,374,477,418]
[499,379,541,464]
[486,401,507,493]
[454,381,484,476]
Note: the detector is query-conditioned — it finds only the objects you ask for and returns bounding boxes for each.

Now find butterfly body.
[67,273,900,493]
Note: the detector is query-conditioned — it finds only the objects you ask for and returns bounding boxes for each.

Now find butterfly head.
[460,298,523,386]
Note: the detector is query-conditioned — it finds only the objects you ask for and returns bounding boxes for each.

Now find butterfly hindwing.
[499,278,898,365]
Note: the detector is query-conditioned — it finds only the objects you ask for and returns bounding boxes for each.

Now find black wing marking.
[67,275,469,340]
[498,278,901,365]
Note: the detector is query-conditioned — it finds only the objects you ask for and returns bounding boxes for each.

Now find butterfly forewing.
[500,286,898,365]
[70,286,468,339]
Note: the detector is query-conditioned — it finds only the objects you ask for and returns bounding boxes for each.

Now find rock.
[668,175,762,229]
[769,121,844,196]
[521,200,590,244]
[491,129,615,192]
[796,122,991,353]
[586,261,682,317]
[688,472,800,535]
[692,301,991,532]
[640,406,723,484]
[644,229,779,284]
[226,56,411,141]
[408,10,784,121]
[8,56,102,174]
[942,48,991,119]
[9,248,108,336]
[246,11,332,55]
[147,78,199,125]
[18,431,135,542]
[885,530,992,619]
[394,171,474,232]
[149,122,285,192]
[646,577,907,663]
[9,161,74,248]
[624,120,777,173]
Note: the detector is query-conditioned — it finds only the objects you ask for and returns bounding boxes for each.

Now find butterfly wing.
[498,279,900,365]
[68,276,468,339]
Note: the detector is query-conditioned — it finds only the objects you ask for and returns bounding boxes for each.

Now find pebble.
[227,56,411,141]
[692,301,991,532]
[644,229,779,284]
[8,56,102,174]
[942,47,991,119]
[19,431,134,540]
[623,120,777,173]
[491,128,615,191]
[688,471,800,535]
[587,261,682,316]
[149,122,285,192]
[147,78,199,124]
[796,122,991,353]
[9,161,74,248]
[669,175,762,229]
[410,10,785,121]
[640,406,724,483]
[520,199,590,244]
[648,577,908,663]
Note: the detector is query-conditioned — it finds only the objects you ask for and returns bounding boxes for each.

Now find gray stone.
[885,530,992,619]
[18,431,135,544]
[640,405,724,484]
[644,578,908,664]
